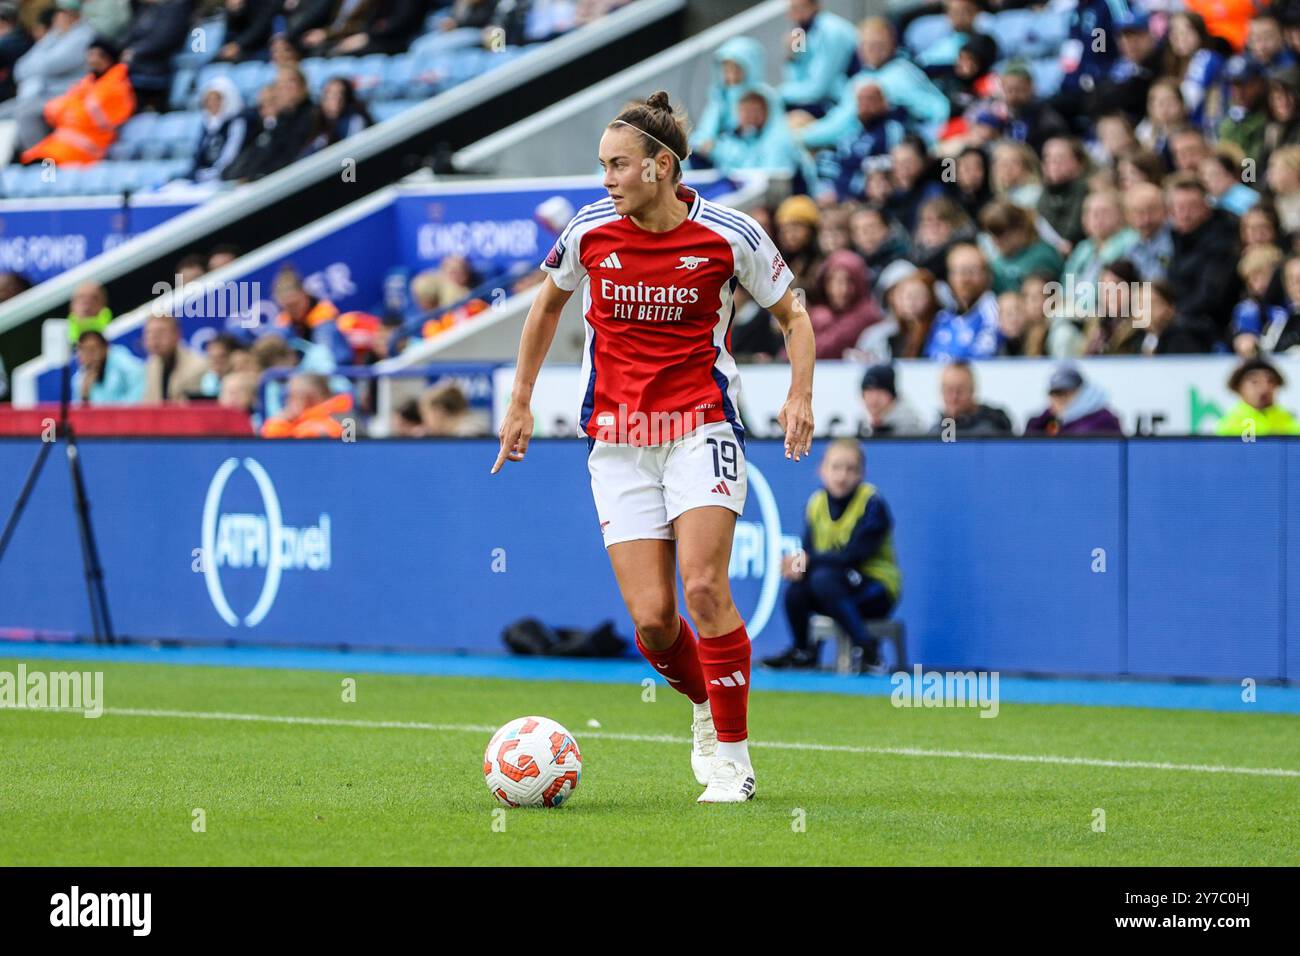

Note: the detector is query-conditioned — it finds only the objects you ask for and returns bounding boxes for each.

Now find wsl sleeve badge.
[484,716,583,808]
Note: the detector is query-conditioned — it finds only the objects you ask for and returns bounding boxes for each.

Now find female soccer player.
[492,91,815,803]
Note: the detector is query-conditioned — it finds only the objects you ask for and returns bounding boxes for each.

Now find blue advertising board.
[0,200,196,283]
[0,437,1292,681]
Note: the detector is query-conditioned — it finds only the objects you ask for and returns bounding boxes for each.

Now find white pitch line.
[12,704,1300,779]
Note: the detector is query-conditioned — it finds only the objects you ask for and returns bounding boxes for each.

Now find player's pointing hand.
[492,401,534,474]
[778,391,814,461]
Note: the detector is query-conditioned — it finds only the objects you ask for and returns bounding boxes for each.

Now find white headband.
[611,119,691,163]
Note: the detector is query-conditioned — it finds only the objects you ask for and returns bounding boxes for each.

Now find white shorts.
[588,420,748,547]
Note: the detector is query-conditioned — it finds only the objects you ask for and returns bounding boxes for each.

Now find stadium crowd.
[6,0,1300,438]
[689,0,1300,434]
[0,0,628,177]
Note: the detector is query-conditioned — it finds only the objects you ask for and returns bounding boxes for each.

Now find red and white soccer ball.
[483,716,583,808]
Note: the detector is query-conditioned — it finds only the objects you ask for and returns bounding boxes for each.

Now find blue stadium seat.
[0,165,25,197]
[169,67,197,111]
[992,8,1070,60]
[103,160,147,194]
[1,165,47,198]
[171,17,226,70]
[409,27,482,59]
[1026,57,1064,96]
[901,14,954,56]
[109,113,159,160]
[371,99,423,123]
[447,49,489,85]
[350,54,388,101]
[231,60,276,103]
[72,163,113,195]
[377,54,416,100]
[137,110,202,160]
[300,56,330,95]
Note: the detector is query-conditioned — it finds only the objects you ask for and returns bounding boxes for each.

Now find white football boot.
[690,699,718,785]
[697,756,756,803]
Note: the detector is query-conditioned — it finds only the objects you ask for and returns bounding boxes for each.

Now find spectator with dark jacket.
[1165,173,1242,349]
[317,0,424,57]
[282,0,336,48]
[996,63,1071,154]
[1037,136,1090,251]
[0,3,33,103]
[1089,11,1162,125]
[215,0,280,63]
[761,438,903,672]
[929,360,1014,436]
[222,66,316,181]
[1025,365,1123,435]
[306,75,371,151]
[120,0,191,111]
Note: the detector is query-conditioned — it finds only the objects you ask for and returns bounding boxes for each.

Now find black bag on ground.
[547,620,628,658]
[501,617,558,655]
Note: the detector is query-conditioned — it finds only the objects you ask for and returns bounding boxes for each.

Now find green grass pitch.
[1,657,1296,866]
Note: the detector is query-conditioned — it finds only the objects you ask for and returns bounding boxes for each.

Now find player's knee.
[682,573,729,625]
[631,603,678,647]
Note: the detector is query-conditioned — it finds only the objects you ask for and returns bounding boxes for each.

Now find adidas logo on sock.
[708,670,747,687]
[710,481,730,496]
[599,252,624,269]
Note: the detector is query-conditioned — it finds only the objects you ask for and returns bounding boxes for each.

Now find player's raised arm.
[491,275,574,474]
[768,286,815,461]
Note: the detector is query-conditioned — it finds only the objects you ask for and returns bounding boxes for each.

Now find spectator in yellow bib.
[1215,358,1300,437]
[761,438,902,672]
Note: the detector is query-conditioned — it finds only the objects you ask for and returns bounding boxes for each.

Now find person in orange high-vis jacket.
[21,39,136,166]
[260,372,355,439]
[1185,0,1257,51]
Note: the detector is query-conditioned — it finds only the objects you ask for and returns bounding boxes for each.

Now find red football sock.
[635,616,708,705]
[697,622,751,742]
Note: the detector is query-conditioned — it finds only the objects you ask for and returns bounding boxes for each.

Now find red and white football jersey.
[540,183,793,446]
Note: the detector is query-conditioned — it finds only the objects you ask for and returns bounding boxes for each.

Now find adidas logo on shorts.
[710,481,731,496]
[599,252,624,269]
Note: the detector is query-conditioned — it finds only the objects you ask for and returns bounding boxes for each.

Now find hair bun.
[646,90,672,111]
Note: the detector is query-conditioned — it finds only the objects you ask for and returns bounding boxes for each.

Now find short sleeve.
[540,229,587,292]
[733,213,794,309]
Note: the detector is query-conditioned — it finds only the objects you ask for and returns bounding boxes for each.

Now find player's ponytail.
[609,90,691,183]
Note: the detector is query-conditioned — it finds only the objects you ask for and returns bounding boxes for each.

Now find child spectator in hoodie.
[812,81,904,204]
[1025,365,1123,435]
[690,36,779,158]
[709,89,820,194]
[192,75,248,183]
[1233,249,1300,355]
[1215,357,1300,436]
[761,438,902,672]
